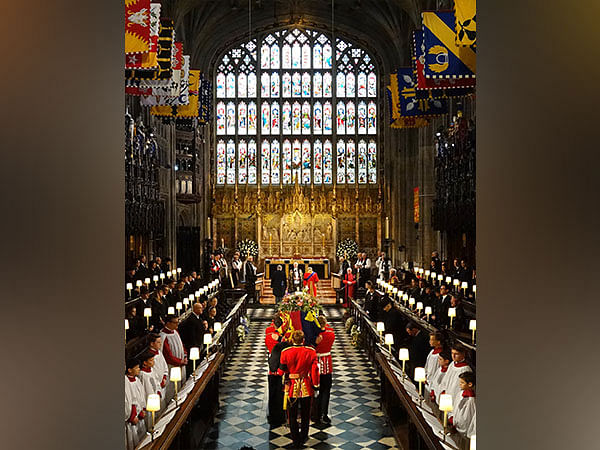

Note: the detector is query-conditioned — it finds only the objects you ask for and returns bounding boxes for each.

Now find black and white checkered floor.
[201,312,399,449]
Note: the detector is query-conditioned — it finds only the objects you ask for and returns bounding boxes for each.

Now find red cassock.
[315,329,335,375]
[280,345,320,398]
[303,272,319,297]
[342,272,356,307]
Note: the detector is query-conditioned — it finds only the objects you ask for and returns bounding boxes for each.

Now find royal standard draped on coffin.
[422,11,476,79]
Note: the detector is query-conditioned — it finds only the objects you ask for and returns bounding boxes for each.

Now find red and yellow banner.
[413,187,420,223]
[125,0,151,54]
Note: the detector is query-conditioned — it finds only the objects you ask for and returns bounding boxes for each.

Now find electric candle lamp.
[190,347,200,379]
[414,267,419,274]
[384,333,394,355]
[470,319,477,343]
[188,294,194,306]
[453,278,460,288]
[136,280,143,288]
[176,302,182,314]
[146,393,161,440]
[414,367,426,405]
[402,293,408,304]
[438,274,443,282]
[409,297,415,309]
[144,277,151,286]
[214,322,222,333]
[167,270,172,278]
[160,273,165,281]
[125,319,129,331]
[446,276,452,284]
[470,435,476,450]
[183,298,189,308]
[195,291,200,300]
[376,322,385,340]
[399,348,409,379]
[144,307,152,327]
[431,271,436,280]
[425,270,430,279]
[167,306,175,315]
[170,367,182,405]
[416,302,423,314]
[472,284,477,293]
[461,281,468,294]
[153,275,159,283]
[419,268,424,275]
[425,306,432,321]
[126,282,133,297]
[177,267,182,274]
[204,333,212,356]
[439,394,453,441]
[392,287,398,297]
[448,307,456,328]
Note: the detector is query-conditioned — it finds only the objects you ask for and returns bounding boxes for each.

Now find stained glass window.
[336,140,346,183]
[214,30,378,185]
[226,139,236,184]
[238,140,247,183]
[358,140,367,184]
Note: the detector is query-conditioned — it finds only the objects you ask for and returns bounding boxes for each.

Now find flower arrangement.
[236,239,259,258]
[237,315,250,342]
[276,287,323,316]
[336,238,359,259]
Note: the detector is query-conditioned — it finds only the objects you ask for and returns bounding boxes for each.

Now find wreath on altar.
[336,238,359,259]
[236,239,259,258]
[276,287,323,316]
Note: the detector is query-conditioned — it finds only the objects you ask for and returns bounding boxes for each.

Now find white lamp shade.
[392,287,398,294]
[453,279,460,286]
[431,272,436,279]
[126,282,133,290]
[399,348,409,361]
[414,267,419,273]
[153,275,159,282]
[402,294,408,301]
[461,281,468,289]
[473,285,477,293]
[144,277,151,284]
[214,322,222,332]
[425,306,432,315]
[425,270,430,276]
[160,273,165,279]
[177,267,182,273]
[439,393,453,412]
[399,290,404,297]
[146,394,161,412]
[414,367,426,382]
[167,307,175,315]
[446,276,452,283]
[183,298,189,306]
[195,291,200,298]
[167,271,172,277]
[136,280,143,287]
[448,307,456,318]
[188,294,194,301]
[144,307,152,317]
[469,319,477,331]
[416,302,423,310]
[419,268,424,274]
[189,347,200,360]
[470,435,476,450]
[176,302,182,310]
[409,297,415,306]
[203,333,212,345]
[376,322,385,332]
[438,275,443,281]
[169,366,181,382]
[125,319,129,330]
[384,333,394,345]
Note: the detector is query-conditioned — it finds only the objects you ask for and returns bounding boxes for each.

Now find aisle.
[201,318,399,449]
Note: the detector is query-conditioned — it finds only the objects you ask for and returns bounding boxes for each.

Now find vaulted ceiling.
[160,0,448,75]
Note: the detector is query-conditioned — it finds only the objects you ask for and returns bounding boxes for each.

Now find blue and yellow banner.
[389,69,448,120]
[454,0,476,47]
[422,11,476,79]
[386,86,429,128]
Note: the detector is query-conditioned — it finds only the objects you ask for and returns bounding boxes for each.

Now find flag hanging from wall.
[389,69,448,120]
[125,0,151,54]
[412,30,475,93]
[422,11,476,79]
[454,0,476,47]
[125,2,160,68]
[150,69,200,117]
[126,18,174,81]
[386,86,429,128]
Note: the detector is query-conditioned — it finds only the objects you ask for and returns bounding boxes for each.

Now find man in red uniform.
[315,316,335,424]
[265,315,287,426]
[280,330,320,447]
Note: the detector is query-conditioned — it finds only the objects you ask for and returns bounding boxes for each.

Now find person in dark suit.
[126,305,147,341]
[136,287,153,319]
[450,295,468,332]
[363,280,381,321]
[271,264,287,303]
[433,284,452,328]
[405,322,431,374]
[381,298,408,353]
[245,255,257,303]
[179,302,208,351]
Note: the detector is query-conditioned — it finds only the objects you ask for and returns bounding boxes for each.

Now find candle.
[399,348,409,379]
[425,270,430,278]
[144,307,152,327]
[176,302,182,314]
[470,319,477,343]
[446,276,452,284]
[160,273,165,281]
[214,322,222,332]
[167,306,175,315]
[153,275,159,283]
[385,216,390,239]
[376,322,385,340]
[409,297,415,309]
[384,333,394,354]
[125,319,129,331]
[448,307,456,328]
[414,367,426,403]
[204,333,212,356]
[146,393,161,438]
[170,367,182,405]
[461,281,468,293]
[439,393,453,440]
[416,302,423,313]
[425,306,432,321]
[167,270,172,278]
[126,282,133,297]
[190,347,200,378]
[144,277,150,286]
[470,435,476,450]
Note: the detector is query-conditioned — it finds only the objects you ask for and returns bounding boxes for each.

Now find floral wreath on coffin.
[275,287,324,341]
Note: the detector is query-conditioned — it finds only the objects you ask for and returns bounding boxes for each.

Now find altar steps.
[260,278,338,305]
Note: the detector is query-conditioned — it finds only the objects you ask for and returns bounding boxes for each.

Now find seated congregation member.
[280,330,320,447]
[424,332,446,395]
[363,280,381,321]
[438,343,472,407]
[450,294,468,332]
[429,350,452,403]
[160,315,188,388]
[449,371,476,438]
[315,316,335,424]
[126,305,147,340]
[405,322,430,373]
[138,350,162,427]
[125,358,147,450]
[381,298,407,353]
[146,333,168,406]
